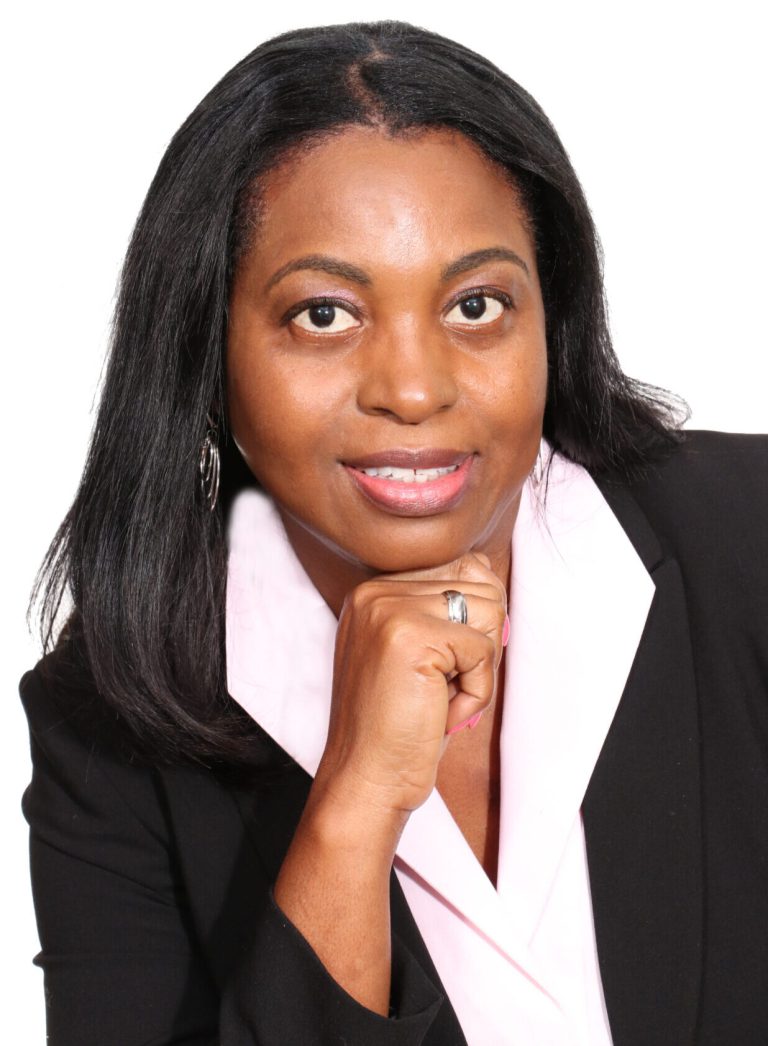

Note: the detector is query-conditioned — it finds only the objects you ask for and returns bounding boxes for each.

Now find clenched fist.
[315,551,508,818]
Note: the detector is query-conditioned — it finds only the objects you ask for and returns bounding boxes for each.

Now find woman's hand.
[315,551,508,819]
[274,551,506,1015]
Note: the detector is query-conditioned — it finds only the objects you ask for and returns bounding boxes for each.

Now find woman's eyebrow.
[265,246,529,292]
[266,254,372,290]
[441,247,529,280]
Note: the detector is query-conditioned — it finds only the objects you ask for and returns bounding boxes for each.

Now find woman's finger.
[373,587,506,662]
[377,552,508,606]
[366,580,506,617]
[421,619,497,732]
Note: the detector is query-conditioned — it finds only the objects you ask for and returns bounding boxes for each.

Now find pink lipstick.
[343,450,475,516]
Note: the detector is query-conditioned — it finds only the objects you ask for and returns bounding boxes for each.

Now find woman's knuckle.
[481,633,496,658]
[379,613,411,648]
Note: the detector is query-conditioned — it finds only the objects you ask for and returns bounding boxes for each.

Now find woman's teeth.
[356,465,459,484]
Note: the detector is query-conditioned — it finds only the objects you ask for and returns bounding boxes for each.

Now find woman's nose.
[355,324,459,424]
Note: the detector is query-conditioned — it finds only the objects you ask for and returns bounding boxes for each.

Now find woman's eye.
[291,303,360,333]
[445,295,505,326]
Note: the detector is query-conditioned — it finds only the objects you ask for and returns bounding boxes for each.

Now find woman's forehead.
[245,126,535,277]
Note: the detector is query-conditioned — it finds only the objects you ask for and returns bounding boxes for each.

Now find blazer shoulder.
[625,428,768,544]
[612,429,768,627]
[637,428,768,485]
[20,639,175,851]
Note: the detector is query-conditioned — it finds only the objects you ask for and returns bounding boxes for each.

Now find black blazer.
[20,431,768,1046]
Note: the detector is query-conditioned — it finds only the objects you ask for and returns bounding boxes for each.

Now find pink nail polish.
[502,614,511,648]
[447,712,483,735]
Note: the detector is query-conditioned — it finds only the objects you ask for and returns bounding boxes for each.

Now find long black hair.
[35,21,685,767]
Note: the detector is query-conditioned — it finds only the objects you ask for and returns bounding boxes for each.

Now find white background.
[3,1,765,1040]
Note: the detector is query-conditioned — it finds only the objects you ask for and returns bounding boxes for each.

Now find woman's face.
[227,127,547,583]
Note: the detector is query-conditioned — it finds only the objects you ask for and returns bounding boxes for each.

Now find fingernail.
[502,614,510,648]
[447,713,482,735]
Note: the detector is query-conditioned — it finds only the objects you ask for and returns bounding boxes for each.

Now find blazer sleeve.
[20,659,445,1046]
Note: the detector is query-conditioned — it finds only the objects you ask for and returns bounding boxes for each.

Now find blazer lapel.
[223,475,704,1042]
[585,480,703,1046]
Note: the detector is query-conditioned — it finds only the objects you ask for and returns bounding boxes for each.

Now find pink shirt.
[226,448,655,1044]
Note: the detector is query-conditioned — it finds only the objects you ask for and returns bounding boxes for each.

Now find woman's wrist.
[301,769,410,864]
[274,770,403,1016]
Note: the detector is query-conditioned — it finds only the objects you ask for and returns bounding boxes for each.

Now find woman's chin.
[352,539,489,577]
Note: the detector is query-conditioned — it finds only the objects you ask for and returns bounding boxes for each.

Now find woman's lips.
[343,454,475,516]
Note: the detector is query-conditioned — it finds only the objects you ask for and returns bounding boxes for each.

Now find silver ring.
[443,589,468,625]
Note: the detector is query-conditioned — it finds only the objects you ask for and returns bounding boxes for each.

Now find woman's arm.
[274,553,506,1016]
[274,782,405,1015]
[21,655,448,1045]
[21,663,221,1045]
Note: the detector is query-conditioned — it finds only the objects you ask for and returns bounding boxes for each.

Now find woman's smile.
[343,451,476,516]
[227,125,548,600]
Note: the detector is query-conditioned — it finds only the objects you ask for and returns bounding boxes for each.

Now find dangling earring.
[199,414,220,511]
[530,447,544,488]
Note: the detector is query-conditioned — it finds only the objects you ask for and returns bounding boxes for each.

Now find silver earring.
[199,415,220,511]
[530,448,544,488]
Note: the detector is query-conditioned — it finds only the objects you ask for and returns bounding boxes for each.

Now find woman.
[21,20,768,1046]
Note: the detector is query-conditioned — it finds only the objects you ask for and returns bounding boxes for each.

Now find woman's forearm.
[274,777,408,1016]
